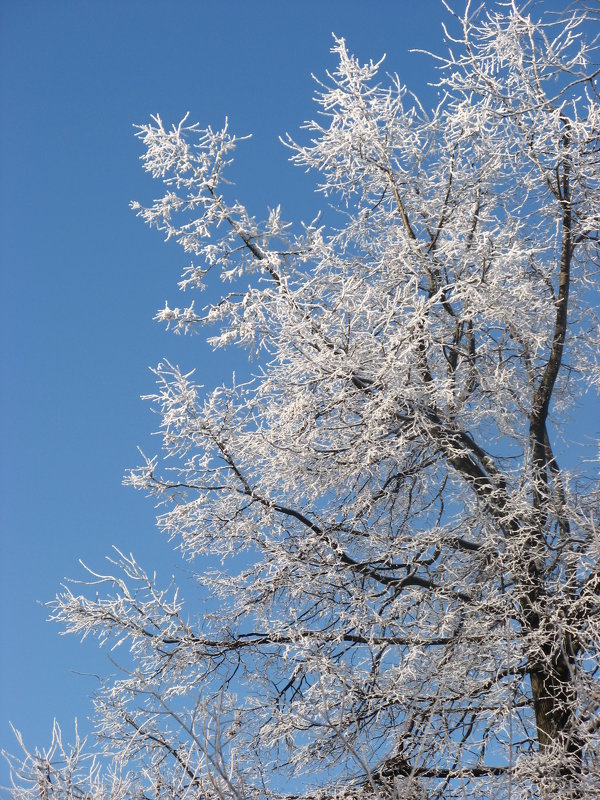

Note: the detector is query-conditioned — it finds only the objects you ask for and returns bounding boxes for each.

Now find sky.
[0,0,449,783]
[0,0,597,790]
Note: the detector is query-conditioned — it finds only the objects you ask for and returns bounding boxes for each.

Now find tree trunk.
[529,632,582,797]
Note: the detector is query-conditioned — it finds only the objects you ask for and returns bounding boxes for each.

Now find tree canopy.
[7,3,600,799]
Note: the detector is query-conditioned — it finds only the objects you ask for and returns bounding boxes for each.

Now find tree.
[7,3,600,799]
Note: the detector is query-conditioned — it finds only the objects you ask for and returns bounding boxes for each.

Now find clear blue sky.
[0,0,594,786]
[0,0,444,778]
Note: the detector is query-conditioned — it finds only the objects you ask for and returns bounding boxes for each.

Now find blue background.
[0,0,595,787]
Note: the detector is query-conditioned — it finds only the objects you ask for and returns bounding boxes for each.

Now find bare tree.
[7,2,600,799]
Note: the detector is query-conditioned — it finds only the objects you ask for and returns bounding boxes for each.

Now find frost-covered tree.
[7,3,600,799]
